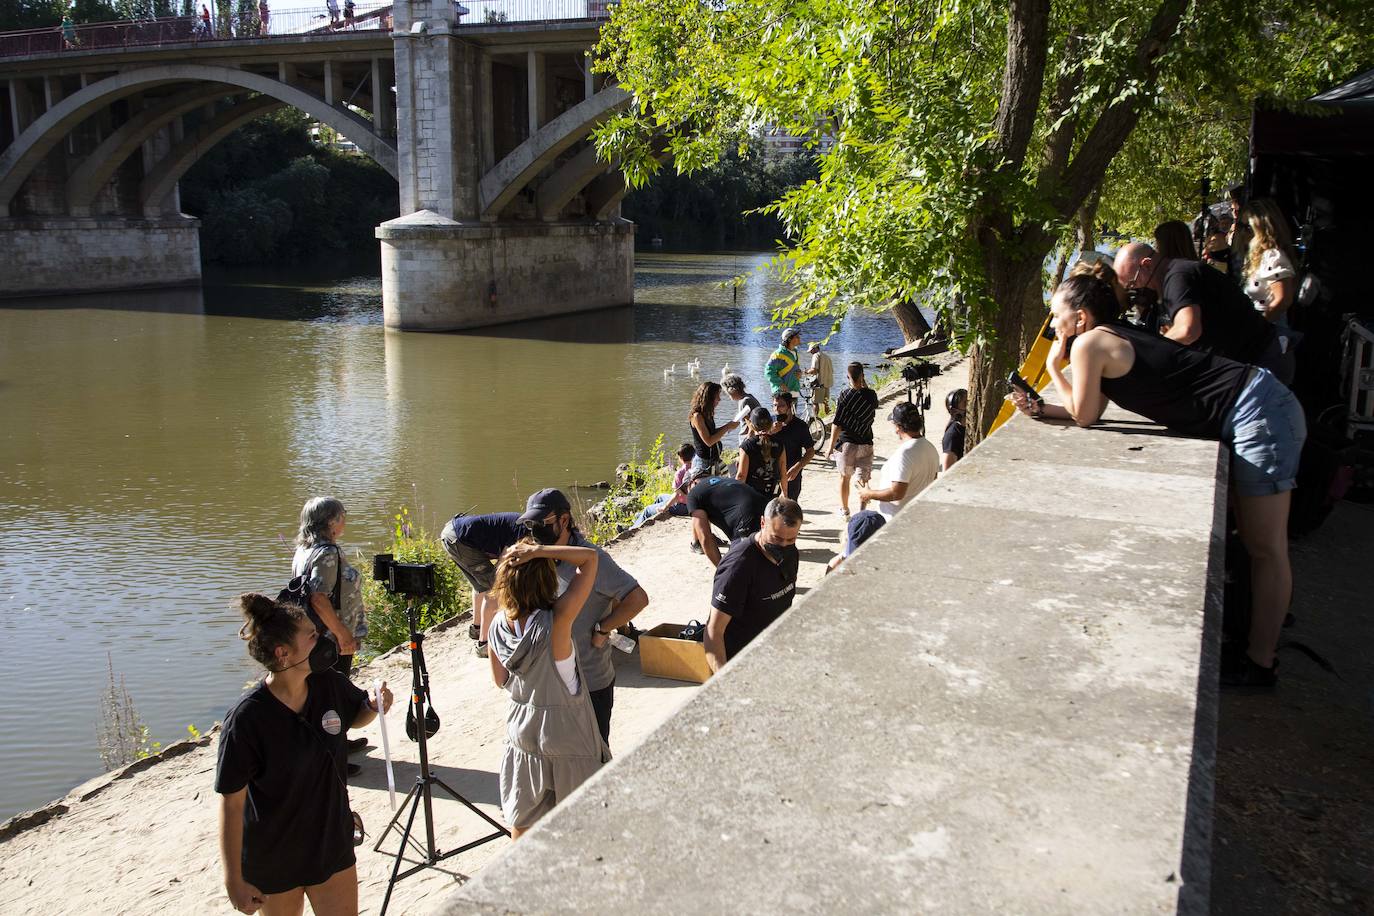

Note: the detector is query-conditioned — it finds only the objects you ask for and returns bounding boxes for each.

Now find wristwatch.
[595,627,611,637]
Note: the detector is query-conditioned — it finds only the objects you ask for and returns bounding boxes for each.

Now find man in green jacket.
[765,328,804,415]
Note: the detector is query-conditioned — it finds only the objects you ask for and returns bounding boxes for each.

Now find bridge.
[0,0,634,329]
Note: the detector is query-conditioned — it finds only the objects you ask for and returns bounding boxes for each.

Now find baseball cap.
[748,406,773,429]
[807,342,820,353]
[780,327,800,346]
[843,510,886,557]
[518,488,571,524]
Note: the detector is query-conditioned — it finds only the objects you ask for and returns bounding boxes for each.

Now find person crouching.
[487,537,610,838]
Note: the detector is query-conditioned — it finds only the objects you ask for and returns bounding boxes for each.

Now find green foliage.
[623,147,819,249]
[0,0,74,29]
[577,434,676,544]
[360,507,472,656]
[180,110,399,266]
[592,0,1373,434]
[95,654,162,769]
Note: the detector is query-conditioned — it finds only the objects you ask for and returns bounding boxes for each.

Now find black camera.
[900,359,942,384]
[372,554,436,598]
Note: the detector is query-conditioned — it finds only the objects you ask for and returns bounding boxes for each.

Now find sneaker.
[346,736,368,754]
[474,640,488,658]
[1220,653,1277,690]
[346,763,362,777]
[689,539,704,555]
[468,622,480,640]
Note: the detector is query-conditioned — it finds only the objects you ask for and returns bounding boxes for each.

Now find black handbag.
[278,543,345,670]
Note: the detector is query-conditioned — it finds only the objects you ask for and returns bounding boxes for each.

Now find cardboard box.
[638,623,711,684]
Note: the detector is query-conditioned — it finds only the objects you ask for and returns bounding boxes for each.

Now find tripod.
[373,601,508,916]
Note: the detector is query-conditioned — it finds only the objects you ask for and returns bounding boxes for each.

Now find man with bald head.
[1112,241,1288,381]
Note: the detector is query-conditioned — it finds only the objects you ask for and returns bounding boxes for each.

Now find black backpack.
[278,543,345,670]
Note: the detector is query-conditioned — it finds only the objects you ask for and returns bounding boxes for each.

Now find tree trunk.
[967,260,1044,444]
[892,299,932,343]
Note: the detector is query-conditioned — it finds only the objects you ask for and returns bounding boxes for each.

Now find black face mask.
[275,634,338,674]
[527,520,560,545]
[761,541,794,564]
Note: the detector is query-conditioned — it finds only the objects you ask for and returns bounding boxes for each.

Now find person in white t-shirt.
[858,402,939,520]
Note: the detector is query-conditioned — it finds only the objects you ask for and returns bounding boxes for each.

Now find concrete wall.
[0,217,201,296]
[436,400,1225,914]
[377,211,634,330]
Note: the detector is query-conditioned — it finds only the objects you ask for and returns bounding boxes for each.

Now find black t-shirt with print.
[711,537,799,660]
[686,476,766,539]
[215,671,368,894]
[740,435,782,497]
[833,386,879,446]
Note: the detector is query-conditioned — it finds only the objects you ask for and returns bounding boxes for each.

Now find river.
[0,251,906,820]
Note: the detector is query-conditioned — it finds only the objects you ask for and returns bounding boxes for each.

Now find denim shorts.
[1221,368,1307,497]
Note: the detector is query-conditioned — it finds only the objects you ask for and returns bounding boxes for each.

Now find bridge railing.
[0,1,609,58]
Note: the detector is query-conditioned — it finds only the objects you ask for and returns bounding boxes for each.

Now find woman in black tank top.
[1010,273,1305,690]
[689,381,739,472]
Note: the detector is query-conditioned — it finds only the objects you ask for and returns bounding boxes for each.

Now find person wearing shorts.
[1010,271,1306,691]
[441,512,524,657]
[826,361,879,518]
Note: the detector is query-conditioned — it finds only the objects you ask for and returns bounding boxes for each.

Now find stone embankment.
[0,358,968,915]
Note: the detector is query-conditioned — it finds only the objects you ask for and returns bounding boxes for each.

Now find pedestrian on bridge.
[258,0,269,34]
[326,0,340,27]
[343,0,354,28]
[60,14,79,49]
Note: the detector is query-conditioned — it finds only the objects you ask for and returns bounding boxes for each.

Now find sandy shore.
[0,359,967,915]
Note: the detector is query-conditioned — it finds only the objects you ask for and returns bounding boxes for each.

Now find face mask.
[528,520,559,545]
[762,542,788,564]
[275,632,338,674]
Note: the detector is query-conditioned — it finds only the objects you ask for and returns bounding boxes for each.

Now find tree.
[593,0,1373,440]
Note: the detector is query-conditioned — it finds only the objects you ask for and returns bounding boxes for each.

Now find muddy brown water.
[0,251,907,819]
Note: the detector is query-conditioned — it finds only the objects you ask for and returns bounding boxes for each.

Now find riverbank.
[0,358,968,915]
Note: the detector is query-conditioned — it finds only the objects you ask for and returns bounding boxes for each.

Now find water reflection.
[0,251,903,819]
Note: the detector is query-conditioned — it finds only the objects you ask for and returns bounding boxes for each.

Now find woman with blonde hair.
[1240,198,1298,324]
[487,537,608,838]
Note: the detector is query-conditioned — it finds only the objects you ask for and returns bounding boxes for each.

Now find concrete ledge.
[0,217,202,297]
[436,404,1225,914]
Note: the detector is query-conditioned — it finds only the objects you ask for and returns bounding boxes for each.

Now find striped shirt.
[832,386,879,446]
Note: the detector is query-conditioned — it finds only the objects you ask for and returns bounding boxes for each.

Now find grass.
[359,506,472,657]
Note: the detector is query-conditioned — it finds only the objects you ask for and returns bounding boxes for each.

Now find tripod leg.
[378,783,425,916]
[372,781,423,852]
[429,776,510,835]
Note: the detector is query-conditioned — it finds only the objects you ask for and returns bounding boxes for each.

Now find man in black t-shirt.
[1113,242,1287,381]
[771,391,815,501]
[826,361,879,517]
[705,497,802,671]
[685,475,766,566]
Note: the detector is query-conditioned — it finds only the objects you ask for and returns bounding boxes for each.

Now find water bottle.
[608,631,636,653]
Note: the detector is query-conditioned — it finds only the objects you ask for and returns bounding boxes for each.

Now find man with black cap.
[685,475,767,567]
[765,328,805,417]
[518,488,649,747]
[858,402,939,520]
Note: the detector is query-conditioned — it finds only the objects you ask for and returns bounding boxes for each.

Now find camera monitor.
[372,554,437,598]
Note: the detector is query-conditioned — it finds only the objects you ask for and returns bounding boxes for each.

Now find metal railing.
[0,1,609,58]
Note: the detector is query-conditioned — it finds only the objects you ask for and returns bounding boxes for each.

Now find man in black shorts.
[704,497,802,672]
[685,475,767,567]
[1113,241,1288,381]
[440,511,524,657]
[771,391,815,502]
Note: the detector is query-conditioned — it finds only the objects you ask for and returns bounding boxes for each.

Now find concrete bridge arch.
[0,62,398,217]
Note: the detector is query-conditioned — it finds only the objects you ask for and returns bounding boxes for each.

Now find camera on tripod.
[899,358,942,384]
[372,554,437,598]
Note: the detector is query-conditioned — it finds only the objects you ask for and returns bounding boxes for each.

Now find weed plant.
[575,434,677,544]
[360,506,471,656]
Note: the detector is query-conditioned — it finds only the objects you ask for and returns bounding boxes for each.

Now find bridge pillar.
[380,0,635,331]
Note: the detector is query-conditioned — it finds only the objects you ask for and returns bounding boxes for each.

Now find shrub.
[577,434,676,544]
[361,507,471,656]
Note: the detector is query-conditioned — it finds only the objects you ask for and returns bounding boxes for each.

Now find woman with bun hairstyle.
[216,594,393,915]
[487,538,609,838]
[1009,272,1305,690]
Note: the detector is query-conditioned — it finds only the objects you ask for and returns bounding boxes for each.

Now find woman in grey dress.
[487,538,610,837]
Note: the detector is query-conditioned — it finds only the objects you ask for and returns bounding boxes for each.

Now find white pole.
[374,680,397,810]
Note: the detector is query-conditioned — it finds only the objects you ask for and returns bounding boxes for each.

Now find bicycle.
[799,381,829,450]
